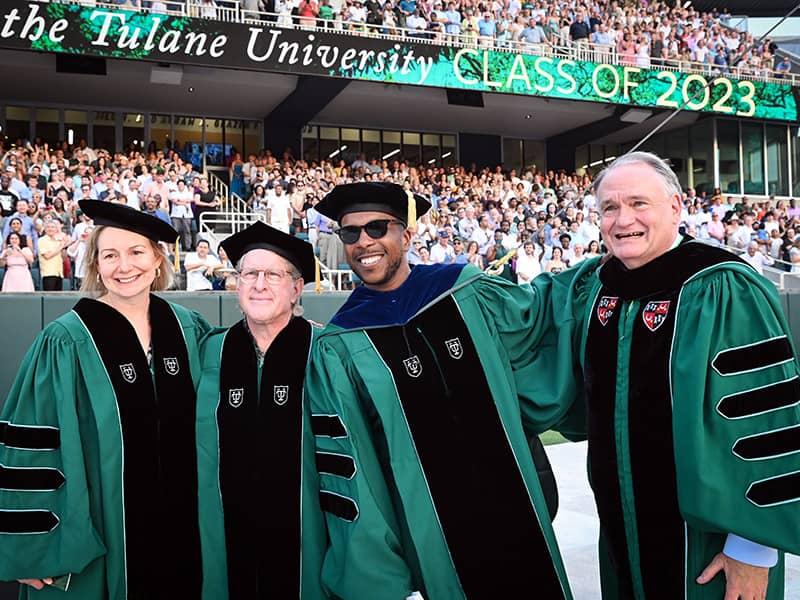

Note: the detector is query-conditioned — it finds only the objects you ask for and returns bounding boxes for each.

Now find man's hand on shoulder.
[697,552,769,600]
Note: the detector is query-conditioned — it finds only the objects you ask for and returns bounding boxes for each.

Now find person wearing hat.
[306,182,575,600]
[195,221,327,599]
[0,200,212,597]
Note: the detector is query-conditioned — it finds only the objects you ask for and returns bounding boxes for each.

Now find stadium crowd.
[94,0,790,78]
[0,136,795,292]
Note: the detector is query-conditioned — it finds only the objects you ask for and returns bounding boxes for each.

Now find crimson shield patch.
[642,300,671,332]
[596,296,619,327]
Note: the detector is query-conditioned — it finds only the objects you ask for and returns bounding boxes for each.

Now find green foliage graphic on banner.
[0,0,797,121]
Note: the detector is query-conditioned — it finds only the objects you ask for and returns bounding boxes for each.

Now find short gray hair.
[593,151,683,201]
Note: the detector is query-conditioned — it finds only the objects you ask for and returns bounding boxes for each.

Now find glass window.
[504,138,523,173]
[362,129,380,162]
[422,133,440,167]
[575,144,589,171]
[173,116,205,170]
[689,120,713,195]
[35,108,60,148]
[742,122,765,196]
[340,128,360,164]
[64,110,88,148]
[204,119,225,166]
[224,119,244,166]
[766,125,789,197]
[149,114,172,153]
[244,120,262,157]
[402,132,421,164]
[382,131,401,162]
[123,113,146,153]
[93,111,116,151]
[793,127,800,197]
[5,106,31,146]
[319,127,340,161]
[302,125,318,164]
[717,120,740,195]
[523,140,544,173]
[668,130,693,185]
[442,135,456,167]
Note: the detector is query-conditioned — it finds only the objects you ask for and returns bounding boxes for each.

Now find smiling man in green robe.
[305,182,577,600]
[195,222,328,600]
[564,151,800,600]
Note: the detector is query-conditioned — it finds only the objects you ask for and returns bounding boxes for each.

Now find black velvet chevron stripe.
[733,426,800,460]
[0,465,65,491]
[747,472,800,507]
[311,414,347,438]
[717,378,800,418]
[319,491,358,522]
[316,452,356,479]
[713,337,793,375]
[0,509,59,534]
[0,422,60,451]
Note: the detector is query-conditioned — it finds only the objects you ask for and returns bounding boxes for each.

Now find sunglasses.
[336,219,404,244]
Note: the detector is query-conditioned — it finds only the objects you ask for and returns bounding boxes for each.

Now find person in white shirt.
[429,230,455,264]
[169,179,195,250]
[514,240,542,284]
[184,239,222,291]
[741,241,774,275]
[579,210,601,243]
[267,183,292,234]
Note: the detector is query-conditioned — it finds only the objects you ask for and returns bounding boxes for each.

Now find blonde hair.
[80,225,174,294]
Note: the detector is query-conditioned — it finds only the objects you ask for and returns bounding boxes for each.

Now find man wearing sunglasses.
[306,181,576,600]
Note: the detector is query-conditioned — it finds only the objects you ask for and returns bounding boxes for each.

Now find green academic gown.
[196,317,328,600]
[565,239,800,599]
[0,295,210,599]
[305,263,577,600]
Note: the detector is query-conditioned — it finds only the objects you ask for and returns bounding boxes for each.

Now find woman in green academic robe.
[0,200,210,598]
[195,221,328,600]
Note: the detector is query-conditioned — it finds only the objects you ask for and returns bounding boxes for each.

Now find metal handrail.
[49,0,800,87]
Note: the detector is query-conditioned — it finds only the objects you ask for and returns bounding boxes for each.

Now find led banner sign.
[1,1,797,122]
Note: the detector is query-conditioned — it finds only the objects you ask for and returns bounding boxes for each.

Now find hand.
[697,552,769,600]
[18,578,53,590]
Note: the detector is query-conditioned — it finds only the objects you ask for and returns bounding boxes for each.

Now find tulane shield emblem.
[163,357,179,375]
[642,300,671,332]
[228,388,244,408]
[403,355,422,378]
[119,363,136,383]
[274,385,289,406]
[445,338,463,359]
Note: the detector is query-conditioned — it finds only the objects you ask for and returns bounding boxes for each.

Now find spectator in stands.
[430,230,455,264]
[465,239,483,269]
[169,179,195,251]
[37,219,69,291]
[184,239,222,291]
[741,240,774,275]
[143,194,171,224]
[193,178,220,232]
[0,173,19,217]
[267,183,292,234]
[0,231,35,292]
[2,200,38,254]
[775,56,792,78]
[544,245,566,273]
[569,8,590,44]
[67,223,92,290]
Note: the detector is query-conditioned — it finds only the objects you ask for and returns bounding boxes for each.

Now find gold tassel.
[315,257,322,294]
[484,248,517,275]
[406,191,417,233]
[173,237,180,272]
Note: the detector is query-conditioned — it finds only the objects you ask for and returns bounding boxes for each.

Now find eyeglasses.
[336,219,404,244]
[238,268,297,286]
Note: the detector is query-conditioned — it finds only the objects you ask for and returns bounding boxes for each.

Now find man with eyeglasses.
[306,181,575,600]
[194,221,328,599]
